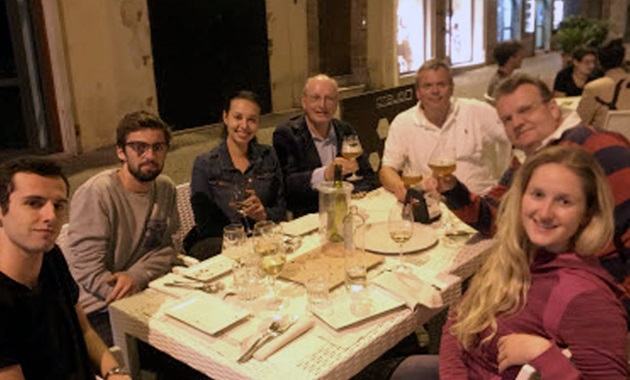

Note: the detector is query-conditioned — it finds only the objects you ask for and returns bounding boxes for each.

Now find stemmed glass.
[222,223,247,258]
[253,221,287,309]
[388,202,414,272]
[230,185,252,235]
[428,138,456,178]
[341,134,364,181]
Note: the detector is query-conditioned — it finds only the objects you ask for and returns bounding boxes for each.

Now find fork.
[237,321,282,363]
[237,317,299,363]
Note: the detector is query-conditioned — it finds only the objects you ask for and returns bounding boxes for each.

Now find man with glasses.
[273,74,378,217]
[66,111,179,345]
[379,59,512,202]
[429,73,630,316]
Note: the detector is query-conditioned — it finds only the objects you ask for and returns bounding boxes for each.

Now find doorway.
[147,0,271,130]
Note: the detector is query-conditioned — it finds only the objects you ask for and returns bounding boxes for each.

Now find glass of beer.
[341,134,363,181]
[401,164,423,189]
[428,140,456,178]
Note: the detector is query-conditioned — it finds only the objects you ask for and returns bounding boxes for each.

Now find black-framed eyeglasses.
[124,141,168,156]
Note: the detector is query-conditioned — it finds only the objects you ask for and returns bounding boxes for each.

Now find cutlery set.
[237,315,299,363]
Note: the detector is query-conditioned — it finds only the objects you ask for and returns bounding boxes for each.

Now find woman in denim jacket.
[187,91,286,259]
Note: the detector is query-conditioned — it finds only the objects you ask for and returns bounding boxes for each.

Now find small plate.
[181,255,233,282]
[363,222,438,255]
[166,292,250,336]
[311,286,406,330]
[282,214,319,237]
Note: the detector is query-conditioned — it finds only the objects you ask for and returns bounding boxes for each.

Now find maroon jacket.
[440,251,627,379]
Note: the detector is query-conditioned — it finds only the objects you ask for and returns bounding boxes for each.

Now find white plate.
[311,286,406,330]
[363,222,438,255]
[166,292,250,336]
[281,213,319,237]
[181,254,233,282]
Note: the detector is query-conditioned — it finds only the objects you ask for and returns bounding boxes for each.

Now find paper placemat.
[279,247,384,290]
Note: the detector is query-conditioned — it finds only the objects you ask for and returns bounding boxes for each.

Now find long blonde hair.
[450,145,614,349]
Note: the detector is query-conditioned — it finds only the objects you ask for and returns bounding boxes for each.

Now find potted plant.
[551,15,609,67]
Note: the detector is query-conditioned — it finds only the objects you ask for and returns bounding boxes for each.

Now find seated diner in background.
[424,73,630,319]
[552,45,602,97]
[187,90,286,259]
[392,146,628,379]
[379,58,512,202]
[273,74,378,217]
[577,38,630,128]
[486,39,524,100]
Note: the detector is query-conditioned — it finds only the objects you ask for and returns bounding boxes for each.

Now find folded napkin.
[242,318,315,361]
[372,267,459,309]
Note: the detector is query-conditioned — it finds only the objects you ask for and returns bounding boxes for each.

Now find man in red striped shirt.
[430,73,630,311]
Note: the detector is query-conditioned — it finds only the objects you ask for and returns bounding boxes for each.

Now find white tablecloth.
[110,188,494,379]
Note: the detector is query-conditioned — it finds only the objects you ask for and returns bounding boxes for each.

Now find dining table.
[109,187,494,379]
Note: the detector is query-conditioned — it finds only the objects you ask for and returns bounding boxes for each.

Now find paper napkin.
[240,318,315,361]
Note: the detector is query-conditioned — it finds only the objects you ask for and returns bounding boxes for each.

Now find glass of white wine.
[253,223,287,309]
[341,134,363,181]
[428,139,456,178]
[388,202,414,272]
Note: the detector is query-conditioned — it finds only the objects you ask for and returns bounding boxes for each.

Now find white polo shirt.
[382,98,512,195]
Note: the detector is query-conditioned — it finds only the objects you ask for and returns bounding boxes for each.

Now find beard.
[129,160,162,182]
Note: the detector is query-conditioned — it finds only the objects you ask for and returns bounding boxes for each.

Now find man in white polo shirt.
[379,59,512,202]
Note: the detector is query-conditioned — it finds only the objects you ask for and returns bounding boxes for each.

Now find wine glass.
[388,202,414,272]
[428,139,456,178]
[401,163,423,189]
[341,134,363,181]
[253,224,287,309]
[230,185,251,234]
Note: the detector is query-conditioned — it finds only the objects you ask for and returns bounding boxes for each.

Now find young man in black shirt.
[0,157,129,380]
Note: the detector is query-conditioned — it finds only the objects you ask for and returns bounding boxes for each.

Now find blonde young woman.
[389,146,627,379]
[440,145,627,378]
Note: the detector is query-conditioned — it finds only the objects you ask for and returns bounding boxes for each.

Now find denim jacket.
[190,140,286,239]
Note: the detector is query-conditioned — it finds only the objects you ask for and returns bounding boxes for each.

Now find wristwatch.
[103,366,130,379]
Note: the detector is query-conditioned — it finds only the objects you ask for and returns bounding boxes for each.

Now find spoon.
[164,280,225,293]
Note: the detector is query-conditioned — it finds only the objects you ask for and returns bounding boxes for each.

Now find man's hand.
[243,190,267,222]
[105,272,139,303]
[497,334,552,373]
[324,157,359,180]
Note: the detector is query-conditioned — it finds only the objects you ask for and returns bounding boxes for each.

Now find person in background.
[273,74,378,217]
[392,146,627,378]
[486,40,524,99]
[188,91,285,256]
[552,45,601,97]
[425,73,630,319]
[577,38,630,128]
[66,111,179,346]
[379,58,512,201]
[0,157,130,379]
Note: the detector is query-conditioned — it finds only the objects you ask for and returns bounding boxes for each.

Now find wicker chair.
[175,182,195,253]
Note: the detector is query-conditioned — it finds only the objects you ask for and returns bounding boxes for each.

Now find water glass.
[232,258,263,301]
[223,223,246,257]
[305,273,331,311]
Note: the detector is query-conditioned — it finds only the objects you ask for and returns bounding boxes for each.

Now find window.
[397,0,426,74]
